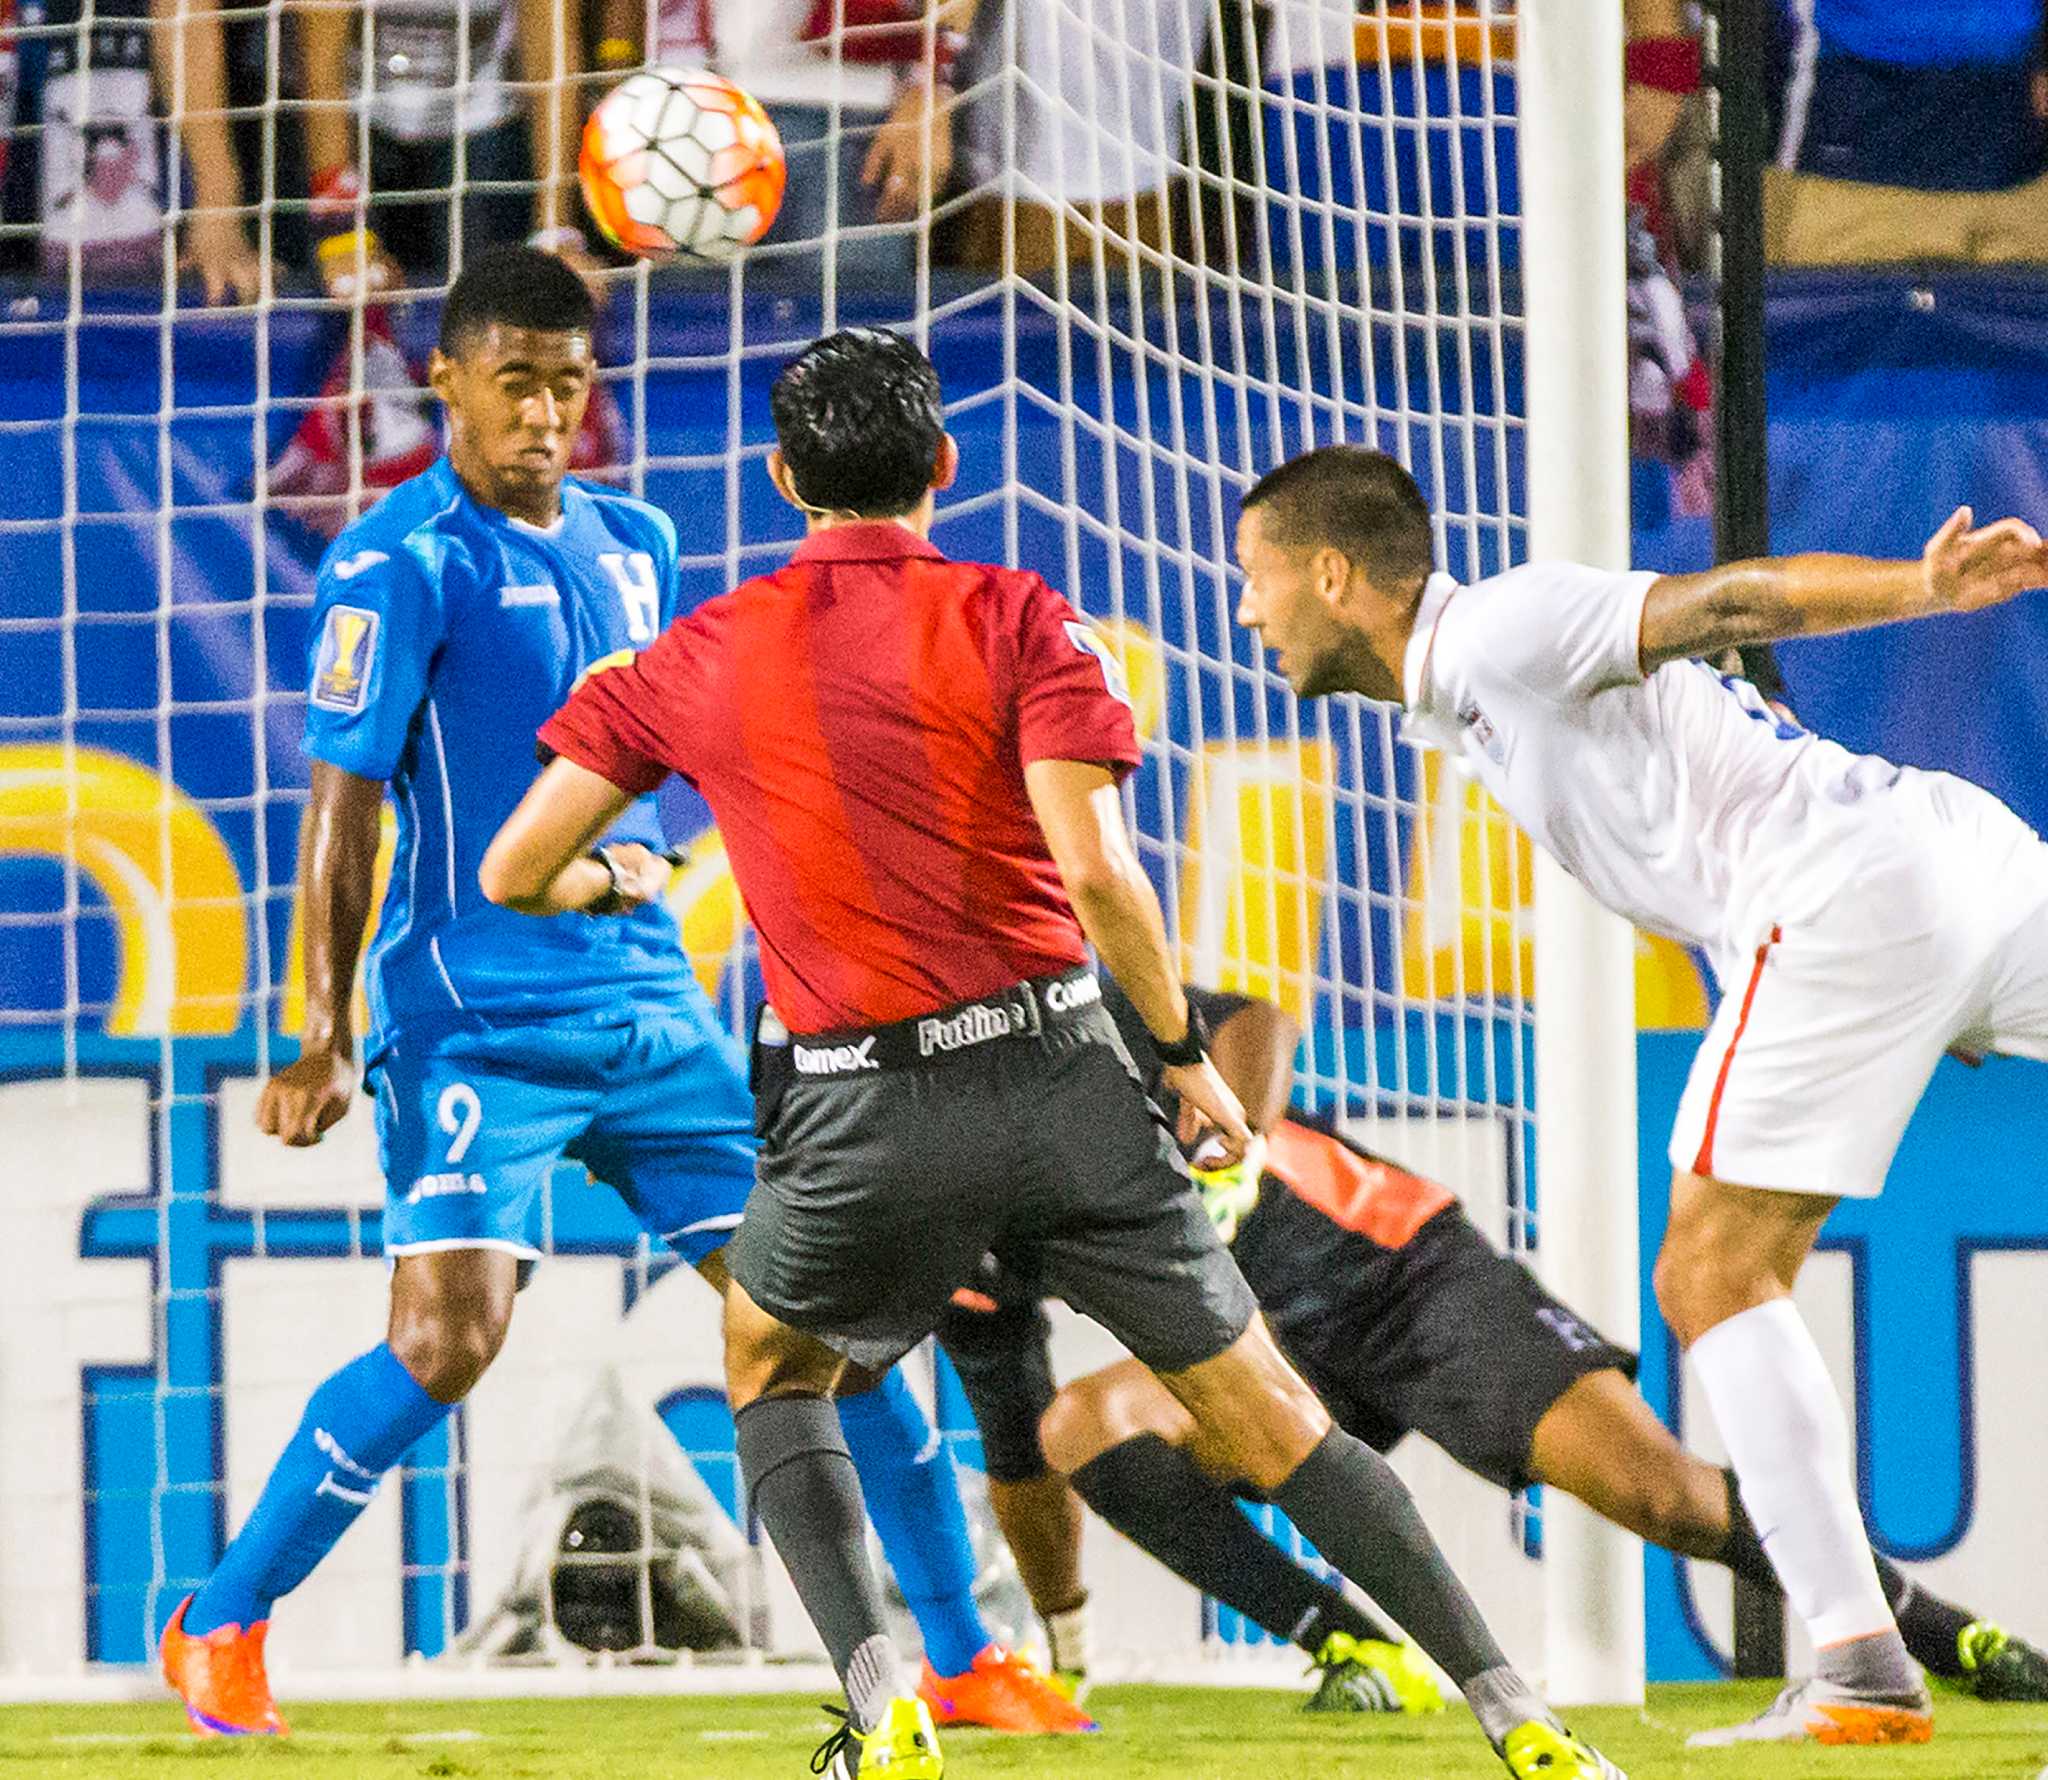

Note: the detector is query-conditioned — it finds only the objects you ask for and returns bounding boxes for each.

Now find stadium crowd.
[0,0,2041,300]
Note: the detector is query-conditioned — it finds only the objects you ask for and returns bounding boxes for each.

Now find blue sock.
[185,1344,450,1637]
[837,1368,992,1677]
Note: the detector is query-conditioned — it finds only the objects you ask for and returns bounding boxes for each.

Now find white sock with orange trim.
[1690,1299,1918,1692]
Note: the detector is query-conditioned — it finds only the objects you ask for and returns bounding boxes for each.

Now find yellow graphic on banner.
[1400,753,1533,1004]
[1398,754,1710,1028]
[1091,618,1166,742]
[0,743,246,1034]
[665,829,744,1001]
[1634,929,1712,1031]
[1176,741,1333,1021]
[280,805,397,1035]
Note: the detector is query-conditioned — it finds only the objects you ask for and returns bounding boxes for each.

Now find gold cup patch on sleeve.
[311,604,379,712]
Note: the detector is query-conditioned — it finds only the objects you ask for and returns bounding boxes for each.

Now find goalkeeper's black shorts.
[1235,1184,1637,1493]
[726,976,1255,1377]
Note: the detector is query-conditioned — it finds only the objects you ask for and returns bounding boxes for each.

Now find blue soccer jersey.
[304,456,693,1050]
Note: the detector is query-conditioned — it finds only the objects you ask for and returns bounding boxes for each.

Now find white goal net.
[0,0,1637,1699]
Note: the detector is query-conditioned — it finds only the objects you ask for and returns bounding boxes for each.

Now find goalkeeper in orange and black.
[938,979,2048,1712]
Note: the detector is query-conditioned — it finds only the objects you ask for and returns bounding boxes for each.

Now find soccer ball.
[579,67,786,263]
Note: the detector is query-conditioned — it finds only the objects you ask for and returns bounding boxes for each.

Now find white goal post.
[1519,0,1645,1708]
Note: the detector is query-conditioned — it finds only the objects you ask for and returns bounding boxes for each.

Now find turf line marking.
[698,1729,772,1741]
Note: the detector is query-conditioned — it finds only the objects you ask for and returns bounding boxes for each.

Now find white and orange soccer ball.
[579,67,786,262]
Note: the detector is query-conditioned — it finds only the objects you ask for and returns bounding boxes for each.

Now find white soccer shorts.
[1669,769,2048,1199]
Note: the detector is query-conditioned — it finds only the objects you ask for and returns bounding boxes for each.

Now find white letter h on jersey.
[598,551,660,644]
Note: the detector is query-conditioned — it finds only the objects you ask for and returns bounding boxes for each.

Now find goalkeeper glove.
[1188,1132,1266,1245]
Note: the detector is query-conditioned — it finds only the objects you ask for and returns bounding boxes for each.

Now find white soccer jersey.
[1402,561,2048,1197]
[1401,562,1904,977]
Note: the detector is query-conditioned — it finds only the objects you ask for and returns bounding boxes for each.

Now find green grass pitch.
[7,1686,2045,1779]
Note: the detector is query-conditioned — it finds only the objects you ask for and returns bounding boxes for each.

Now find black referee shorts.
[726,973,1257,1377]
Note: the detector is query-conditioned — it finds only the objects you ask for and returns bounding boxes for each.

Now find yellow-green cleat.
[1303,1630,1447,1714]
[1499,1716,1628,1778]
[811,1697,943,1778]
[1958,1620,2048,1702]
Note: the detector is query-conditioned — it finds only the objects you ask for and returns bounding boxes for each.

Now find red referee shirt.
[539,522,1141,1034]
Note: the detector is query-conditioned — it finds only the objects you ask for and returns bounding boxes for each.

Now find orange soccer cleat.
[159,1596,288,1738]
[1686,1676,1932,1749]
[918,1645,1099,1735]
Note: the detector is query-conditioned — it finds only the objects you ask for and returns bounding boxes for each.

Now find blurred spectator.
[952,0,1202,274]
[299,0,592,296]
[40,0,164,280]
[0,4,18,188]
[148,0,273,303]
[1766,0,2048,264]
[1624,0,1696,186]
[1622,0,1711,507]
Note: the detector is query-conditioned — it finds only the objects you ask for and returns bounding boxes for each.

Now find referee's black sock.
[733,1395,904,1727]
[1068,1434,1397,1652]
[1715,1467,1971,1678]
[1272,1428,1532,1728]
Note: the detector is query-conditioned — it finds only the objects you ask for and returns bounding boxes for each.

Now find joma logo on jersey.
[330,549,388,581]
[404,1171,486,1204]
[917,1003,1020,1056]
[311,605,379,712]
[793,1036,879,1074]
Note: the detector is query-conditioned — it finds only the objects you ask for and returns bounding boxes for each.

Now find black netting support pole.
[1711,0,1771,565]
[1709,0,1788,1680]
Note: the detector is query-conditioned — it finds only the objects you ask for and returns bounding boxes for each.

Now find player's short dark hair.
[770,328,946,518]
[1241,446,1436,591]
[439,245,595,358]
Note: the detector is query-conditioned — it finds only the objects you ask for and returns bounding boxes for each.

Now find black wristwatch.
[1150,1003,1210,1068]
[584,847,628,916]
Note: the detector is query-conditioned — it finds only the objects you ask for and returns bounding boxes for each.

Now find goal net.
[0,0,1636,1700]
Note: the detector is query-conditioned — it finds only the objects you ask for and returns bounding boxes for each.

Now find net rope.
[0,0,1549,1679]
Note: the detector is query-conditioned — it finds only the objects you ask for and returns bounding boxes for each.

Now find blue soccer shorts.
[370,1002,758,1265]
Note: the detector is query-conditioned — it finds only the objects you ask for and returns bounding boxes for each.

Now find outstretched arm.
[1639,507,2048,673]
[480,758,666,914]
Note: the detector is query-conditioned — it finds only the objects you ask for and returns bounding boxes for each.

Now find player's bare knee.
[388,1299,509,1403]
[1225,1393,1331,1496]
[387,1253,516,1403]
[722,1285,841,1407]
[1165,1324,1329,1495]
[1037,1385,1111,1475]
[1654,1209,1757,1345]
[1039,1364,1186,1475]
